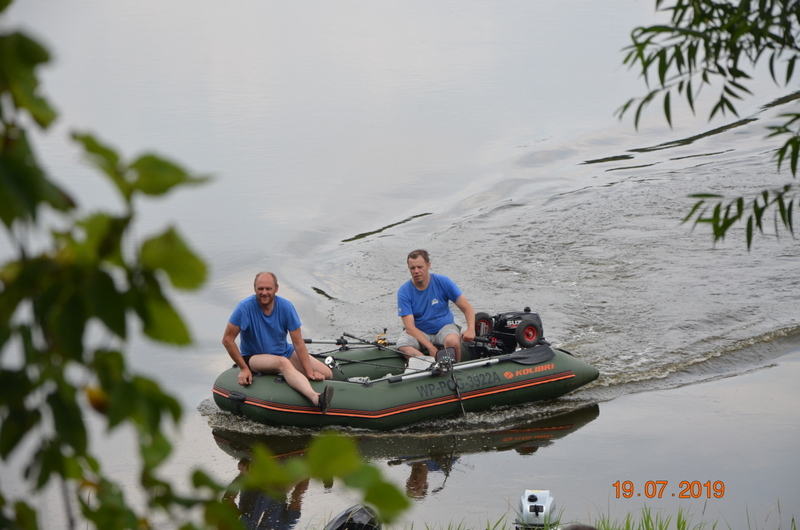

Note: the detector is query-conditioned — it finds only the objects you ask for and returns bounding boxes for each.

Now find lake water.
[3,1,799,528]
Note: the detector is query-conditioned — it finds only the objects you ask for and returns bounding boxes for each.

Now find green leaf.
[362,480,409,524]
[140,227,207,290]
[306,433,362,480]
[87,270,127,338]
[191,469,226,492]
[10,500,38,530]
[0,31,57,127]
[130,154,209,197]
[51,291,87,360]
[663,91,672,127]
[31,440,66,488]
[68,213,127,264]
[47,386,87,454]
[240,445,302,501]
[107,381,136,428]
[135,375,183,426]
[142,289,191,344]
[91,349,126,388]
[682,199,705,224]
[0,128,75,228]
[0,401,41,459]
[342,462,381,490]
[140,429,172,470]
[130,272,192,344]
[202,499,248,530]
[71,133,129,202]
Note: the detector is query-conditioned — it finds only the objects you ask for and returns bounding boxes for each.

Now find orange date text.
[612,480,725,499]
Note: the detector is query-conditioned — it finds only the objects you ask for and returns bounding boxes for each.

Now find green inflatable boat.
[212,333,599,431]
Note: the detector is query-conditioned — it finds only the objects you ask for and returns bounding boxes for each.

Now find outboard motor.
[473,307,545,355]
[515,490,556,529]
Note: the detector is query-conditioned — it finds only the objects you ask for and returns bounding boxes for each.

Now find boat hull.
[212,344,599,431]
[212,404,600,461]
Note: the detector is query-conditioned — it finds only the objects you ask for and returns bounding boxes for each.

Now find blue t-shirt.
[397,273,463,334]
[229,295,301,358]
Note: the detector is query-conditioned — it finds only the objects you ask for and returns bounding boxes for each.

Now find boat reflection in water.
[222,457,310,530]
[213,404,599,527]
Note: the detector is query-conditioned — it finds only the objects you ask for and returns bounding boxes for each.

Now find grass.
[584,506,796,530]
[386,506,798,530]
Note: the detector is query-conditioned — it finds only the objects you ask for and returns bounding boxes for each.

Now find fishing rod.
[303,337,350,346]
[304,333,411,372]
[342,332,436,365]
[342,332,451,378]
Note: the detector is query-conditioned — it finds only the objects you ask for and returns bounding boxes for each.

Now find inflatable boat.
[212,326,599,431]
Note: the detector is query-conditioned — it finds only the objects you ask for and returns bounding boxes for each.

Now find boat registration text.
[415,371,503,397]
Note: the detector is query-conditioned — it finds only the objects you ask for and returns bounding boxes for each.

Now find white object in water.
[516,489,556,528]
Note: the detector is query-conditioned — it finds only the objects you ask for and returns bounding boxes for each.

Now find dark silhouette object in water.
[223,458,309,530]
[324,504,381,530]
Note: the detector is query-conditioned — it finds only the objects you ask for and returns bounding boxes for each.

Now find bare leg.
[288,352,333,380]
[443,333,462,362]
[399,345,429,359]
[248,354,322,405]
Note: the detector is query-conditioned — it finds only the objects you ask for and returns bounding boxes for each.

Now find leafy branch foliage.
[618,0,800,247]
[0,2,408,528]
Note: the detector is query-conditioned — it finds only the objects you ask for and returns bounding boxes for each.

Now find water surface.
[3,0,799,527]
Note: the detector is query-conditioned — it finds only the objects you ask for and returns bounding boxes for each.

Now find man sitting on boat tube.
[397,249,476,362]
[222,272,334,413]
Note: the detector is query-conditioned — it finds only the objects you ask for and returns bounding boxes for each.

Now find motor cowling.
[472,307,546,356]
[493,308,544,352]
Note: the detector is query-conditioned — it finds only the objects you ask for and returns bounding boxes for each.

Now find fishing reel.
[430,347,457,376]
[375,328,390,347]
[325,356,344,375]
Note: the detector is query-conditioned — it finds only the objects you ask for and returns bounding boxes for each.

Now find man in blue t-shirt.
[222,272,334,412]
[396,249,475,362]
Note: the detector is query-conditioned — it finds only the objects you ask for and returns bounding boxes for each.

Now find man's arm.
[222,322,253,386]
[401,314,438,355]
[454,294,476,343]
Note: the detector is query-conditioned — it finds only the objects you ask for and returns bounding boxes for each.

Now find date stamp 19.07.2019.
[612,480,725,499]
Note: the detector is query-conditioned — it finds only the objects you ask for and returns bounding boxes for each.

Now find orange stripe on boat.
[213,371,576,419]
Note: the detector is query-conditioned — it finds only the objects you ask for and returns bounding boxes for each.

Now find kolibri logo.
[503,363,554,379]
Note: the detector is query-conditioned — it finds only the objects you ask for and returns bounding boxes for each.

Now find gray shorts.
[396,323,461,350]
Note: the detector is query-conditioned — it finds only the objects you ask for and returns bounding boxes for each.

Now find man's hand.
[461,329,475,343]
[423,341,439,356]
[307,370,326,381]
[238,367,253,386]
